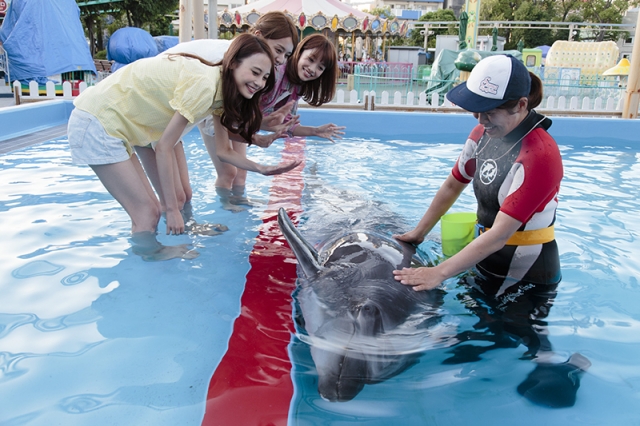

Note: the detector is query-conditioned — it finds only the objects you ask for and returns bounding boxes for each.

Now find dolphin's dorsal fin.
[277,208,322,278]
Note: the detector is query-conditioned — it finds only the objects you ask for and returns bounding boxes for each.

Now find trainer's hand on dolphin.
[393,266,445,291]
[257,159,302,176]
[394,229,425,246]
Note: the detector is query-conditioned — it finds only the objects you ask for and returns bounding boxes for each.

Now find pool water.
[1,125,639,425]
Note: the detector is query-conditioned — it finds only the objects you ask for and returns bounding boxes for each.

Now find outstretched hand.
[258,159,302,176]
[315,123,346,143]
[252,115,301,148]
[270,114,300,139]
[262,100,297,130]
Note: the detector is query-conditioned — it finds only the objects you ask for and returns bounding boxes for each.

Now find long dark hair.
[167,34,275,141]
[220,34,276,141]
[284,34,338,106]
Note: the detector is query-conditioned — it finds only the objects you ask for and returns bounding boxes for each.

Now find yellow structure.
[545,40,619,76]
[522,48,542,67]
[464,0,480,49]
[603,58,630,88]
[603,58,631,76]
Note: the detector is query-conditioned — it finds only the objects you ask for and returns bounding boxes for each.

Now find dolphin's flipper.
[517,353,591,408]
[277,208,322,278]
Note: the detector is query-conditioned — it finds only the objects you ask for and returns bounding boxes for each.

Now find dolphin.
[277,208,451,402]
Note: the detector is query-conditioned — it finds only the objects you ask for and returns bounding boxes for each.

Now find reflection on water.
[0,134,639,425]
[0,136,265,425]
[285,137,640,425]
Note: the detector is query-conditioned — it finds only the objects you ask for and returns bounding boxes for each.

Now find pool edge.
[0,100,74,143]
[1,103,639,146]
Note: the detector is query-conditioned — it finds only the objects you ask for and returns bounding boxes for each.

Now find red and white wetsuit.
[452,111,563,295]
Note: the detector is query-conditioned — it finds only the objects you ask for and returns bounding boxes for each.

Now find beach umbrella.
[458,11,468,50]
[491,27,498,51]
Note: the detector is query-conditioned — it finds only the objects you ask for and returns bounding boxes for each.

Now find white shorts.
[145,121,200,150]
[67,109,130,165]
[199,116,215,137]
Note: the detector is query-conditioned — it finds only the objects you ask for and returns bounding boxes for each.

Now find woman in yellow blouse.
[67,34,299,260]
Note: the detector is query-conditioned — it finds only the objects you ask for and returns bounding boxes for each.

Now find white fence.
[0,45,10,95]
[0,46,9,83]
[11,80,628,117]
[13,80,88,104]
[320,89,626,117]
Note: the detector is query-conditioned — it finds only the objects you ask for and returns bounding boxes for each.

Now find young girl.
[67,34,300,261]
[219,33,345,195]
[137,11,301,213]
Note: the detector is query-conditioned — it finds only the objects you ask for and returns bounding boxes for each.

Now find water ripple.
[11,260,65,279]
[0,313,36,338]
[58,391,120,414]
[61,270,90,286]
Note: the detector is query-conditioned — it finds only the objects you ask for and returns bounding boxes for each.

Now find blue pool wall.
[299,109,640,145]
[1,100,640,145]
[0,100,75,141]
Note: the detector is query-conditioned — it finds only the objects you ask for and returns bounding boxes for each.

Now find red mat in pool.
[202,138,306,426]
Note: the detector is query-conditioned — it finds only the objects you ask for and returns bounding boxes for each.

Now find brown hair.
[251,11,299,49]
[171,35,276,141]
[284,34,338,106]
[498,71,543,112]
[220,34,275,141]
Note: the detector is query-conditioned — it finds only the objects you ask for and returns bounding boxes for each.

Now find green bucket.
[441,212,477,257]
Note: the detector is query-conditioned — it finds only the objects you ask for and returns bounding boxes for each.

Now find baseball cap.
[446,55,531,113]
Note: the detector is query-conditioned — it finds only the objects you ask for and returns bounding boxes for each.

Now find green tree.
[408,9,457,48]
[580,0,640,41]
[480,0,518,22]
[554,0,584,22]
[77,0,178,56]
[511,1,555,48]
[119,0,177,28]
[480,0,639,46]
[367,7,393,20]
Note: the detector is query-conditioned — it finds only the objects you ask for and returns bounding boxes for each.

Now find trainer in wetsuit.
[392,54,561,296]
[393,55,591,408]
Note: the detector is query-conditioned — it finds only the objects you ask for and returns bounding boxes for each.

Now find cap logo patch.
[479,77,499,96]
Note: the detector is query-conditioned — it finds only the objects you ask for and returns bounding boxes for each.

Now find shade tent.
[218,0,406,36]
[0,0,96,83]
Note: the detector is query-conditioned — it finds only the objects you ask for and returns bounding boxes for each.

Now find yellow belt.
[478,225,555,246]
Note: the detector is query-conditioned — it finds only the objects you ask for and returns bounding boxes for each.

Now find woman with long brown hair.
[67,34,299,260]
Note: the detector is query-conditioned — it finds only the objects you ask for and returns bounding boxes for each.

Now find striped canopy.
[217,0,407,35]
